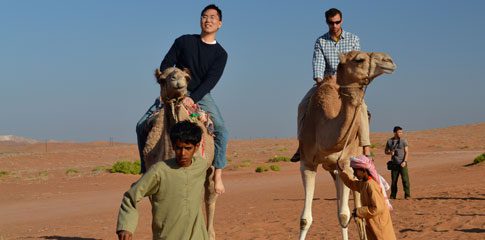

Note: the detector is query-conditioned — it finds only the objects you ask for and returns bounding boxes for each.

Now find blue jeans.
[197,93,228,169]
[136,94,228,173]
[136,98,162,173]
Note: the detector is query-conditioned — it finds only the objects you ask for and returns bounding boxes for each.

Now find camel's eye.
[353,57,365,63]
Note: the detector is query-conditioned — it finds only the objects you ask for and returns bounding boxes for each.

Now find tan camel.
[143,67,219,240]
[298,51,396,240]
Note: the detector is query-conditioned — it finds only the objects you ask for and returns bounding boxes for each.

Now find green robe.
[116,156,209,240]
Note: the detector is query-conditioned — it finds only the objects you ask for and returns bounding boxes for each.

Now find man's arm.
[356,181,385,219]
[159,37,181,72]
[337,168,360,192]
[353,35,361,51]
[401,144,409,167]
[384,140,392,155]
[312,38,326,81]
[189,52,227,102]
[116,166,161,235]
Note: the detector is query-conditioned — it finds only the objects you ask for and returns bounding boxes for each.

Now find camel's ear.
[154,69,163,83]
[182,67,191,76]
[155,67,174,83]
[181,67,191,81]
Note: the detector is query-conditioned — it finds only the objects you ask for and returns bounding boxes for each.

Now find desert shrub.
[38,171,49,180]
[239,160,251,168]
[111,160,141,175]
[0,170,8,177]
[473,153,485,164]
[255,165,269,173]
[65,168,79,175]
[268,155,290,163]
[269,165,280,171]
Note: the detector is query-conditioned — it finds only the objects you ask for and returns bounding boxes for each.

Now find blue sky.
[1,1,484,142]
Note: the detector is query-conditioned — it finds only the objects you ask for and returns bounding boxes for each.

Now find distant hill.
[0,135,39,144]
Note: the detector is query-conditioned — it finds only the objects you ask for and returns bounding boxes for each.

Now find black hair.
[169,120,202,145]
[201,4,222,21]
[393,126,403,133]
[325,8,342,22]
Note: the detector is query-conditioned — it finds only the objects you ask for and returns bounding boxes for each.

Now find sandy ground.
[0,123,484,239]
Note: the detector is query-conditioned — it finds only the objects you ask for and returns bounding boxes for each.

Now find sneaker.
[290,151,300,162]
[405,196,411,200]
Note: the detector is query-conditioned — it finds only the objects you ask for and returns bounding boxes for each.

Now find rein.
[163,95,186,123]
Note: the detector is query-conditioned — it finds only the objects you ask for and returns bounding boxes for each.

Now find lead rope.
[334,84,368,230]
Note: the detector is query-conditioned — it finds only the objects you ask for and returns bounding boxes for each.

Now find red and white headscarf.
[350,155,393,210]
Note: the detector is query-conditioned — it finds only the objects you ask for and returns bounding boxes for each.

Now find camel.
[298,51,396,240]
[142,67,219,240]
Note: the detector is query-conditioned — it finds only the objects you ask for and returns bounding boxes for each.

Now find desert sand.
[1,123,484,240]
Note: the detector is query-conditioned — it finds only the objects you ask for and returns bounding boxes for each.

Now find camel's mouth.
[379,63,397,74]
[173,86,187,91]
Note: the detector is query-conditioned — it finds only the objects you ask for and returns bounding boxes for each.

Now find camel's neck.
[311,84,364,149]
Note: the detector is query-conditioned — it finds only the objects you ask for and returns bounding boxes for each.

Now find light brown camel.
[143,67,219,240]
[298,51,396,240]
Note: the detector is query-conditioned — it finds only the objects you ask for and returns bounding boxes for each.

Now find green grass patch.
[110,160,141,175]
[473,153,485,164]
[268,155,290,163]
[66,168,80,176]
[255,165,269,173]
[238,160,252,168]
[38,171,49,180]
[0,170,9,177]
[269,165,280,171]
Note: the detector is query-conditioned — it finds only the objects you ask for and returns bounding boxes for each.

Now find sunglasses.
[326,20,341,25]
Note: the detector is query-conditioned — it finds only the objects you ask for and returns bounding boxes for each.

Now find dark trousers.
[390,166,411,198]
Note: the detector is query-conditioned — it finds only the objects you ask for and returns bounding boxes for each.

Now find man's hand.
[182,97,195,107]
[117,230,133,240]
[400,161,407,167]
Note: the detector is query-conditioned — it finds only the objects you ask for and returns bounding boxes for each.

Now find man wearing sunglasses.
[291,8,371,162]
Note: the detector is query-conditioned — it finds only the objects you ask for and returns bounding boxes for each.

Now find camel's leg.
[204,166,218,240]
[299,163,317,240]
[333,170,351,240]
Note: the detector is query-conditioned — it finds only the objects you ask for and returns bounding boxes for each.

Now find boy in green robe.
[116,120,209,240]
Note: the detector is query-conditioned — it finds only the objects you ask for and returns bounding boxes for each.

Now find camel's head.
[337,51,396,86]
[154,67,191,101]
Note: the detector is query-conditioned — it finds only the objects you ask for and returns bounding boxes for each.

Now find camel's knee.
[300,218,313,231]
[339,212,351,225]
